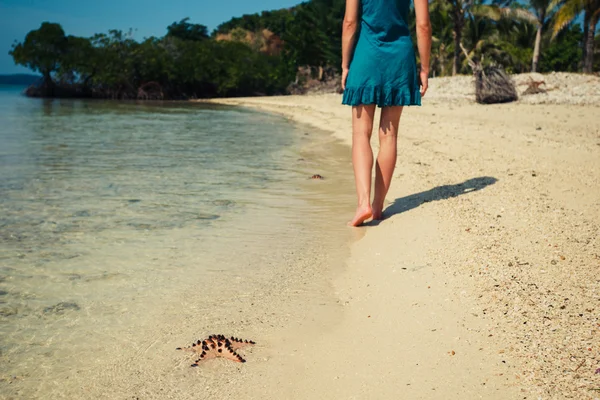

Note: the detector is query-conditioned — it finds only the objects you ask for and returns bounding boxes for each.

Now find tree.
[495,13,537,73]
[167,18,209,41]
[523,0,558,71]
[282,4,332,67]
[477,0,557,72]
[540,23,583,71]
[427,0,455,76]
[9,22,68,89]
[60,36,96,86]
[442,0,478,75]
[553,0,599,72]
[89,30,138,97]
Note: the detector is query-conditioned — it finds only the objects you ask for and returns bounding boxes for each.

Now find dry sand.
[203,77,600,399]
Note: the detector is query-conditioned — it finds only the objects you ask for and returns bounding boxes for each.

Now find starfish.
[176,334,256,366]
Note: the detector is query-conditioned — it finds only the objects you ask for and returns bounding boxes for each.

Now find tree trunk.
[452,1,464,76]
[582,13,589,68]
[440,51,446,77]
[453,27,462,75]
[41,70,55,97]
[583,11,597,73]
[531,24,542,72]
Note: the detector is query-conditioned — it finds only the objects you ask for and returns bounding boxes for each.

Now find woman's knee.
[378,125,398,140]
[353,126,374,140]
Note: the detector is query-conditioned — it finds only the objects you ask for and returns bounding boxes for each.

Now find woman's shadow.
[367,176,498,225]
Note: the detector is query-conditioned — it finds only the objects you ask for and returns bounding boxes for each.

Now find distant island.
[7,0,598,100]
[0,74,41,86]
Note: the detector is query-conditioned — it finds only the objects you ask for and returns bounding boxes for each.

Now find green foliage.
[167,18,209,41]
[215,0,345,68]
[9,22,68,84]
[539,24,583,72]
[9,18,295,99]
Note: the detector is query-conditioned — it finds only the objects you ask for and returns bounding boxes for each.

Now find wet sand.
[204,91,599,399]
[0,101,358,399]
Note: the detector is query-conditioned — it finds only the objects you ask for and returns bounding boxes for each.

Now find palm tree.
[444,0,477,75]
[461,13,512,68]
[429,0,455,76]
[553,0,600,72]
[478,0,557,72]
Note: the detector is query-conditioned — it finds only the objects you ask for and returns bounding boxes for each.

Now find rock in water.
[475,66,518,105]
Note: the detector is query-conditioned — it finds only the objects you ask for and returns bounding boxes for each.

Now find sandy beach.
[199,74,600,399]
[4,74,597,399]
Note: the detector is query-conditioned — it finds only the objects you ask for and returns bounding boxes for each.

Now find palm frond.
[472,4,503,20]
[473,4,540,24]
[547,0,565,14]
[551,0,584,37]
[503,7,540,24]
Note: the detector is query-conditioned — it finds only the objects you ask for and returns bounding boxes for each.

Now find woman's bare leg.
[349,105,376,226]
[372,106,403,220]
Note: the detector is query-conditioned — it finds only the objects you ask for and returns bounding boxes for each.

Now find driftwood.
[459,43,518,104]
[522,77,547,96]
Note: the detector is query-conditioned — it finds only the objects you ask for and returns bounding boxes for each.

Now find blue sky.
[0,0,302,74]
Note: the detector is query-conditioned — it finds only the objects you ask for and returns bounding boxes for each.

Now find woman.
[342,0,431,226]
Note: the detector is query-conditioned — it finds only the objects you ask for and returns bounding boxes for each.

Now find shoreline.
[0,102,357,399]
[203,95,600,398]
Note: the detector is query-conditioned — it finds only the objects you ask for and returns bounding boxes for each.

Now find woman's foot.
[371,200,384,221]
[348,205,373,227]
[371,209,383,221]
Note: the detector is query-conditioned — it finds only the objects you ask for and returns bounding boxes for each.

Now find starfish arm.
[227,337,256,351]
[220,346,246,363]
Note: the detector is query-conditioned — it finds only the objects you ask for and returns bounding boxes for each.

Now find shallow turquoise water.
[0,86,355,397]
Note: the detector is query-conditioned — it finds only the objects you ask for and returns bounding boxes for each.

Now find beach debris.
[177,334,255,365]
[310,174,324,180]
[43,301,80,314]
[574,359,586,372]
[0,306,18,317]
[194,213,220,220]
[474,66,518,105]
[595,368,600,374]
[522,77,547,96]
[457,43,517,104]
[212,199,235,208]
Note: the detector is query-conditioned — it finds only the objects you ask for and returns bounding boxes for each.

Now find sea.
[0,85,355,398]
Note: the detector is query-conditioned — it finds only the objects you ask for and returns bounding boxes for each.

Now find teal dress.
[342,0,421,107]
